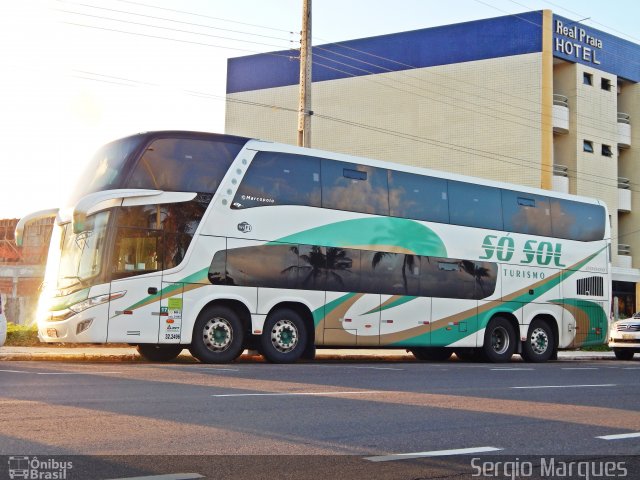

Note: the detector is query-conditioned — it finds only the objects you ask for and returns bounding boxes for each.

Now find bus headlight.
[69,291,126,314]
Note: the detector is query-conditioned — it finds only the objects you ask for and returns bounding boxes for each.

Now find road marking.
[212,390,382,398]
[105,474,204,480]
[177,366,240,371]
[351,366,405,371]
[365,446,503,462]
[490,368,534,371]
[561,367,599,370]
[0,369,30,373]
[511,384,616,389]
[37,372,122,375]
[596,432,640,441]
[623,368,640,370]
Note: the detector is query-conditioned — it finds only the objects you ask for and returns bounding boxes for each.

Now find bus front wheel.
[189,305,245,364]
[260,308,308,363]
[136,344,183,362]
[482,317,516,363]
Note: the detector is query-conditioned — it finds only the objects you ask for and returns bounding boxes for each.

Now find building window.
[583,73,593,86]
[602,144,613,157]
[601,78,612,91]
[583,140,594,153]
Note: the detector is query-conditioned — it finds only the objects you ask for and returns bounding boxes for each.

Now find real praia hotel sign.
[554,19,603,65]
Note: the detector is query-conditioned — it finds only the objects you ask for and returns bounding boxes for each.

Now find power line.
[65,62,634,194]
[311,44,637,146]
[311,34,640,144]
[62,21,299,58]
[56,0,296,43]
[59,10,296,50]
[59,1,638,144]
[112,0,295,34]
[55,3,638,189]
[539,0,640,43]
[311,59,636,187]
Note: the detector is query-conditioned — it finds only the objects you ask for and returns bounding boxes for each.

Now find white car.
[609,313,640,360]
[0,297,6,347]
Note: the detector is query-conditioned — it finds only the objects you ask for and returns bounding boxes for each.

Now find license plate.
[46,328,58,338]
[622,333,635,340]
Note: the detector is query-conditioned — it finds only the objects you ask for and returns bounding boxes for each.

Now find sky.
[1,0,639,219]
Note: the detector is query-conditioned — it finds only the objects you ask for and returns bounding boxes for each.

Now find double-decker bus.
[17,131,611,363]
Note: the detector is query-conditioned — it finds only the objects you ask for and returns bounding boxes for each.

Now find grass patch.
[6,322,40,346]
[5,323,130,348]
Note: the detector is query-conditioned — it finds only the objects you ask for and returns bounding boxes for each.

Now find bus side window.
[321,160,389,216]
[502,190,552,237]
[388,170,449,223]
[232,152,321,209]
[448,181,503,231]
[550,199,605,241]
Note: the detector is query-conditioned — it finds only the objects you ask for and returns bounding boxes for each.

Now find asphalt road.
[1,358,639,479]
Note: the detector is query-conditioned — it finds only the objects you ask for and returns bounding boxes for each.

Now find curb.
[0,350,615,363]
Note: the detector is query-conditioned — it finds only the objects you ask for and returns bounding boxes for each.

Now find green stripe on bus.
[271,217,447,256]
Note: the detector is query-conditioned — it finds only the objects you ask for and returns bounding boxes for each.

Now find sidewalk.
[0,345,617,363]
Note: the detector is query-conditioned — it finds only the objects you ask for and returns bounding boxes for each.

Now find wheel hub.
[203,317,232,352]
[491,326,510,355]
[530,328,549,354]
[271,319,298,353]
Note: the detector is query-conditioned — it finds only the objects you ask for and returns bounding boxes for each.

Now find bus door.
[107,226,163,343]
[158,283,184,344]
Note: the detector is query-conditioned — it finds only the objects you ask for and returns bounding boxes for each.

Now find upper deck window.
[231,152,321,209]
[321,160,389,215]
[550,199,605,241]
[127,137,243,193]
[67,136,143,206]
[388,170,449,223]
[502,190,551,237]
[448,181,503,231]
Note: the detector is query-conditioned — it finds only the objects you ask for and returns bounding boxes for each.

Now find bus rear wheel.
[136,344,183,362]
[521,319,555,363]
[189,305,245,364]
[482,317,516,363]
[260,308,308,363]
[410,347,452,361]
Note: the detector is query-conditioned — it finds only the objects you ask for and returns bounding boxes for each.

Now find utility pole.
[297,0,312,147]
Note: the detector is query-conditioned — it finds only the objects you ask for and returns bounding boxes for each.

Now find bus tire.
[189,305,245,364]
[521,319,555,363]
[613,348,634,361]
[482,317,516,363]
[136,344,183,362]
[260,308,307,363]
[410,347,452,361]
[301,343,316,360]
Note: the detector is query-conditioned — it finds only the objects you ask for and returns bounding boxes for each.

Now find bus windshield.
[67,136,143,206]
[57,211,110,291]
